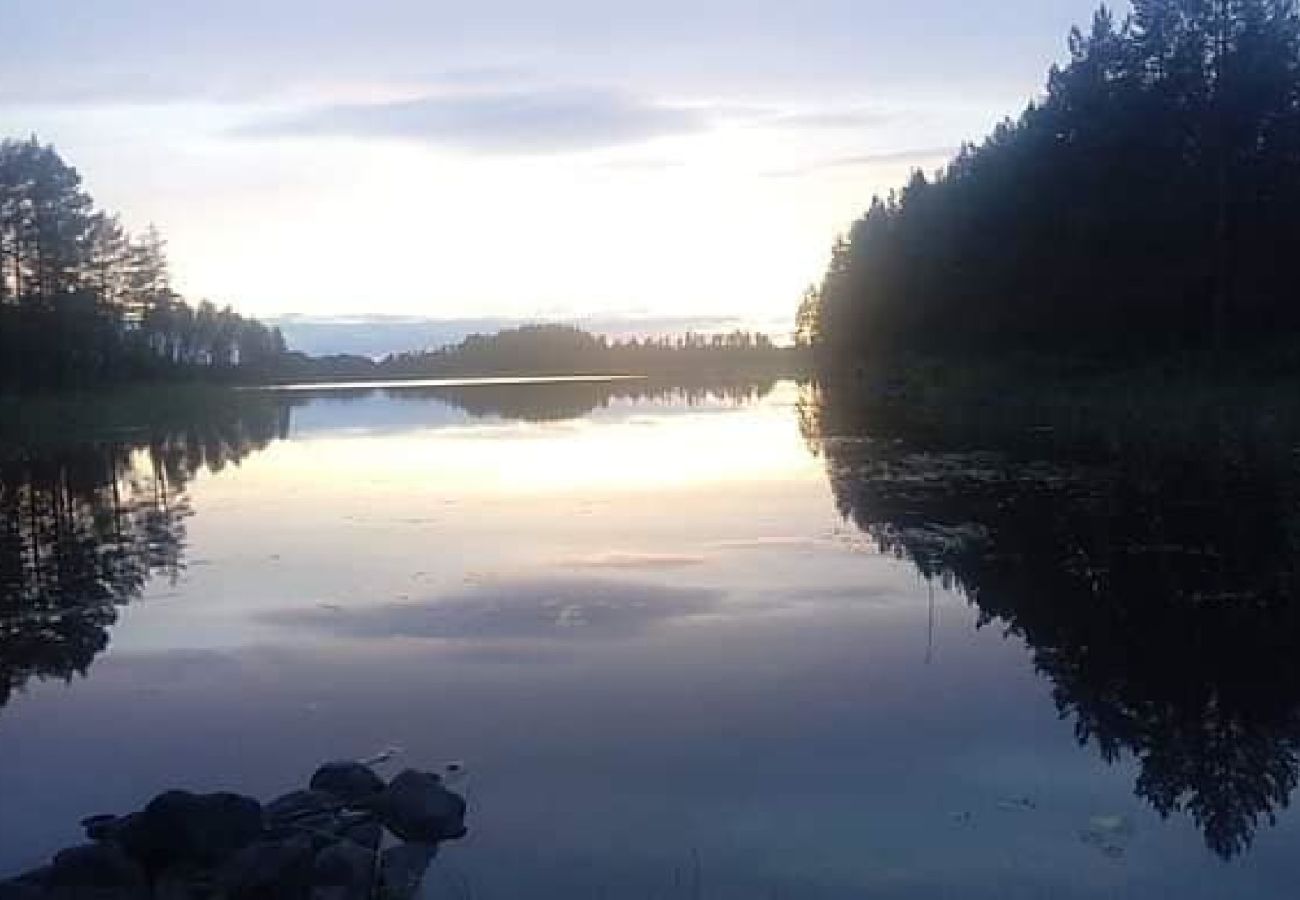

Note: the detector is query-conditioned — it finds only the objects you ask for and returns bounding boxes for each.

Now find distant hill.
[268,314,777,358]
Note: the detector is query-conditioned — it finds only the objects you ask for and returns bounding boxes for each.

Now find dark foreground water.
[2,377,1299,897]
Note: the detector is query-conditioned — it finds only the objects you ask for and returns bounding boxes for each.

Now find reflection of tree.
[802,382,1300,859]
[0,397,288,710]
[287,377,780,424]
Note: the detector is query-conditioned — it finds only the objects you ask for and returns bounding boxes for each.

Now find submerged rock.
[1080,813,1135,859]
[312,840,374,900]
[377,843,438,900]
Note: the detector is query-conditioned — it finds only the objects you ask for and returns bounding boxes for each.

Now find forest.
[0,138,286,390]
[800,0,1300,370]
[377,324,793,377]
[278,323,797,381]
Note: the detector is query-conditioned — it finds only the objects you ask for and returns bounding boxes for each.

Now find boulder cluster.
[1,762,468,900]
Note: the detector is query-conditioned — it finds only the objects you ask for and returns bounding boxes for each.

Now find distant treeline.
[0,138,792,391]
[277,323,800,381]
[0,138,287,390]
[801,0,1300,370]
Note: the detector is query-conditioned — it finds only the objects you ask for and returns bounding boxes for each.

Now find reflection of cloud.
[264,577,719,641]
[711,537,825,551]
[786,585,899,604]
[240,88,706,154]
[564,552,708,570]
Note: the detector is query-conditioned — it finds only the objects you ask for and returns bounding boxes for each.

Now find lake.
[2,376,1299,898]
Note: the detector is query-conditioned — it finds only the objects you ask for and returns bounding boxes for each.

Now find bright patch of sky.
[1,0,1111,333]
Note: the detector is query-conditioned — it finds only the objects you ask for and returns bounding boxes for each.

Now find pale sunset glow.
[2,0,1103,332]
[6,2,1300,896]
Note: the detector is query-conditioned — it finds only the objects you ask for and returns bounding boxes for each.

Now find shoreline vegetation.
[274,323,803,384]
[0,138,285,391]
[799,1,1300,389]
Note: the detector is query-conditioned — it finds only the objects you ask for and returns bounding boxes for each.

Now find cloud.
[763,146,958,178]
[263,577,720,641]
[698,102,897,131]
[770,108,898,130]
[239,87,707,154]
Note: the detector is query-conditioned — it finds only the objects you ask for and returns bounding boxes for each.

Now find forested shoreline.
[280,323,798,382]
[800,0,1300,373]
[0,138,287,389]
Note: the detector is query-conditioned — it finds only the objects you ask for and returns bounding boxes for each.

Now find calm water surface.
[1,378,1298,897]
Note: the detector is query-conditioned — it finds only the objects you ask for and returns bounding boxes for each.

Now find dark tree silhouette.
[384,324,787,378]
[803,1,1300,368]
[278,324,796,383]
[801,381,1300,858]
[0,137,288,390]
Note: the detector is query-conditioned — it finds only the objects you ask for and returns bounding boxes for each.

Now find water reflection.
[0,378,777,714]
[264,576,721,641]
[802,381,1300,859]
[12,374,1300,883]
[286,375,779,425]
[0,399,289,709]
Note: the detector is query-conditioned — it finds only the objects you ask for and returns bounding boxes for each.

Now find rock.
[217,836,315,900]
[0,868,51,900]
[48,844,146,889]
[0,881,45,900]
[309,763,385,804]
[80,814,123,843]
[373,770,467,843]
[264,790,343,845]
[339,820,382,853]
[2,763,466,900]
[311,841,374,900]
[119,791,264,868]
[266,790,339,825]
[378,843,438,900]
[154,872,217,900]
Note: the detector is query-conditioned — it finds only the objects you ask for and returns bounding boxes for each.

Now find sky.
[3,0,1109,335]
